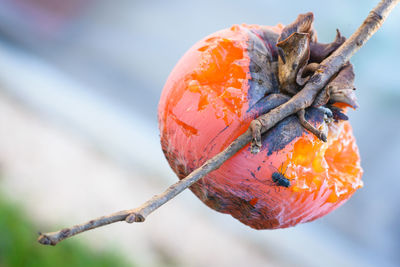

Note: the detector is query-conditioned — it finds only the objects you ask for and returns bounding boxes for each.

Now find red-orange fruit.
[158,24,363,229]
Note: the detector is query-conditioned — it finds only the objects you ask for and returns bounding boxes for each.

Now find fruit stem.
[38,0,399,246]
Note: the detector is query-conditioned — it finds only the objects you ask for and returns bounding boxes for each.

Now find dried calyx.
[247,12,359,154]
[276,12,358,140]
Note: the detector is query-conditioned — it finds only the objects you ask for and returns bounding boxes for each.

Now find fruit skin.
[158,24,363,229]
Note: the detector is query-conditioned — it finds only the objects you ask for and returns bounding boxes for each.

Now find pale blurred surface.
[0,0,399,266]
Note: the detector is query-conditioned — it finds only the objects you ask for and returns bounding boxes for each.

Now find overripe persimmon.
[158,19,363,229]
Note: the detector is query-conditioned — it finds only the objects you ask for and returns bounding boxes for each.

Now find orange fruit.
[158,24,363,229]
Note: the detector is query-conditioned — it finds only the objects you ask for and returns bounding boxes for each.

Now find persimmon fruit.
[158,23,363,229]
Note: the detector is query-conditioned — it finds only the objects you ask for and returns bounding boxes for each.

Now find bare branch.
[38,0,399,246]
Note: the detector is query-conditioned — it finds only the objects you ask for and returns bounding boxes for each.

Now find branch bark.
[38,0,399,246]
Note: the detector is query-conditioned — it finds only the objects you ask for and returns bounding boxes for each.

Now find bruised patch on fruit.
[262,115,304,155]
[259,106,324,155]
[245,26,280,108]
[190,178,284,229]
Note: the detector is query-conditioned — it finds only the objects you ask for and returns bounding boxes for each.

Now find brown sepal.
[327,63,358,109]
[277,12,316,44]
[309,29,346,63]
[296,62,319,86]
[277,32,310,95]
[276,12,317,95]
[328,105,349,122]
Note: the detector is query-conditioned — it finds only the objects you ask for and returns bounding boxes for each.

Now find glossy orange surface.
[158,25,363,229]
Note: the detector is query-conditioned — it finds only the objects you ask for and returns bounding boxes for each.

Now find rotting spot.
[187,36,248,125]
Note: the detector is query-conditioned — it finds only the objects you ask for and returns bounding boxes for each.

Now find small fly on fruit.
[251,163,293,192]
[268,163,292,188]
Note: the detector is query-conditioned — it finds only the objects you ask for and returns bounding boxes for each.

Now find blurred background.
[0,0,399,266]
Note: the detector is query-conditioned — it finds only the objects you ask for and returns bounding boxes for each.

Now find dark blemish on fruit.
[246,27,280,109]
[261,107,325,155]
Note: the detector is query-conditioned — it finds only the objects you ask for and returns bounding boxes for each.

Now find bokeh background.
[0,0,399,266]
